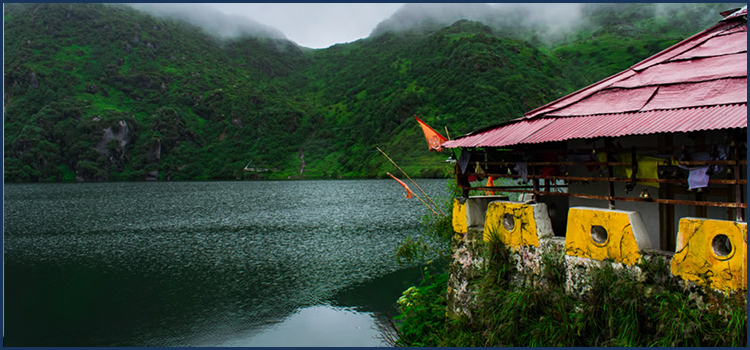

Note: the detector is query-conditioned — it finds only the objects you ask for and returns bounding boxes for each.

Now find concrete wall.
[448,198,747,319]
[566,130,746,250]
[567,135,662,249]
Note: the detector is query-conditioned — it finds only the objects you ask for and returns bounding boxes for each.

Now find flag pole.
[387,172,438,216]
[416,195,439,216]
[377,147,447,217]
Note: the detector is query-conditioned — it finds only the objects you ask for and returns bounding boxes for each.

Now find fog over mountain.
[121,3,740,49]
[4,2,743,183]
[125,3,288,41]
[371,3,585,38]
[370,3,739,44]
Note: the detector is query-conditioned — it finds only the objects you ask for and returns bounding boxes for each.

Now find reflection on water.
[3,180,448,346]
[195,305,384,347]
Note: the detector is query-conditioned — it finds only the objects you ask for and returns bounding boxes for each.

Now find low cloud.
[371,3,584,38]
[125,3,287,41]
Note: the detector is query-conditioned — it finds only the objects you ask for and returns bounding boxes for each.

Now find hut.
[443,6,747,291]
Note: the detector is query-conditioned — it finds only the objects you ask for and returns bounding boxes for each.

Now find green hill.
[4,3,742,182]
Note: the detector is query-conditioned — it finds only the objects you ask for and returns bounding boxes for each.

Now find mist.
[125,3,287,41]
[122,3,741,49]
[370,3,585,39]
[370,3,740,45]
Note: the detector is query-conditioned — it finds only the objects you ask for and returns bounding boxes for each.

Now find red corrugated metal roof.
[445,10,747,149]
[671,31,746,60]
[545,86,658,116]
[640,78,747,110]
[443,104,747,148]
[442,118,554,148]
[524,104,748,144]
[612,54,747,88]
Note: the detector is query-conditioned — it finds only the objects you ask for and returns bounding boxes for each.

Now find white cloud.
[203,3,404,48]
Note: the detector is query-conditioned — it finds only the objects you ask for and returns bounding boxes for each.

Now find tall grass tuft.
[390,236,747,347]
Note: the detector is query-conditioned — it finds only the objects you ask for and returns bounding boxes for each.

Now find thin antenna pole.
[377,147,447,217]
[413,190,439,216]
[387,172,438,215]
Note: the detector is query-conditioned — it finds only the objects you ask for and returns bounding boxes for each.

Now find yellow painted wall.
[565,208,641,265]
[452,198,467,234]
[483,202,539,249]
[671,218,747,292]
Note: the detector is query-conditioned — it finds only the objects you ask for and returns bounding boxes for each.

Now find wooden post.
[734,141,745,221]
[658,133,675,251]
[531,155,539,202]
[605,139,616,209]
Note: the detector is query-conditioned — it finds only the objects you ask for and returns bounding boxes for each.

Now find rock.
[29,72,39,89]
[95,120,130,164]
[151,139,161,161]
[125,43,132,54]
[231,117,243,129]
[145,170,159,181]
[133,33,139,43]
[146,42,153,49]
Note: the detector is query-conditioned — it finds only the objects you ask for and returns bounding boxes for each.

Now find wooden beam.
[468,187,747,209]
[475,173,747,185]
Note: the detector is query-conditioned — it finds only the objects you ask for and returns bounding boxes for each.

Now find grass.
[389,237,748,347]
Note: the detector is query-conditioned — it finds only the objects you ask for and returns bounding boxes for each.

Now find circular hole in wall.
[590,225,608,245]
[712,234,733,258]
[502,214,515,231]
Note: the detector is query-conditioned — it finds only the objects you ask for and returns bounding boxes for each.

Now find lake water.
[3,179,449,346]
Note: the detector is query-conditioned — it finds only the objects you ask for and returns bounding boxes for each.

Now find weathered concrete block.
[564,207,654,266]
[452,198,468,234]
[465,195,509,230]
[671,218,747,292]
[483,201,553,249]
[447,226,485,319]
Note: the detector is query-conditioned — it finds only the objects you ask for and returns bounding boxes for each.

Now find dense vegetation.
[390,239,747,347]
[4,3,742,182]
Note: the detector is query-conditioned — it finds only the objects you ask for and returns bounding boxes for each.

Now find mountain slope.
[4,3,741,182]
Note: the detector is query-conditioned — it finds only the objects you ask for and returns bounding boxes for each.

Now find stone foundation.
[446,198,748,319]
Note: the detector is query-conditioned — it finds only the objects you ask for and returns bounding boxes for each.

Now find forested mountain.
[3,3,742,182]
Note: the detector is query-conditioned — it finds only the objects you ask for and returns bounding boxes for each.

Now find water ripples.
[4,180,448,346]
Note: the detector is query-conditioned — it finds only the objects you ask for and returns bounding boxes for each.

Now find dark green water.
[3,180,448,346]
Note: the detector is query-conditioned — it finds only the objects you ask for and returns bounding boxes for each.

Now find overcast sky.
[129,3,589,49]
[201,3,406,48]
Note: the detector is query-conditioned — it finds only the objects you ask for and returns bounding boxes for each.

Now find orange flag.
[387,172,413,198]
[415,116,448,152]
[484,176,496,195]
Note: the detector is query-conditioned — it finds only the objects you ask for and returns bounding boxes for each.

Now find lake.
[3,179,449,346]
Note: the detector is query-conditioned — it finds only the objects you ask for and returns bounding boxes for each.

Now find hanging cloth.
[474,162,486,175]
[513,162,528,182]
[615,153,665,188]
[688,167,710,190]
[458,150,471,174]
[484,176,496,195]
